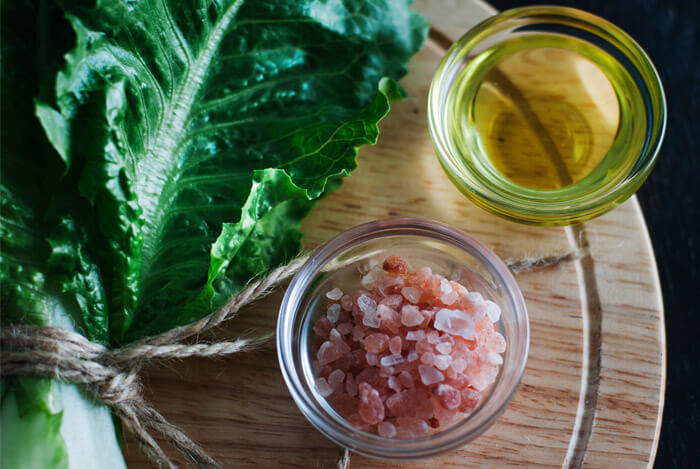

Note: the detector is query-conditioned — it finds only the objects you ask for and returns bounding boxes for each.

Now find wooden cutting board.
[123,1,665,467]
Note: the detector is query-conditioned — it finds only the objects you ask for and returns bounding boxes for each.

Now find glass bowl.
[428,6,666,226]
[276,218,529,459]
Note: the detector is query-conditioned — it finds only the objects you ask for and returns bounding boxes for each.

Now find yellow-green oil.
[446,34,648,192]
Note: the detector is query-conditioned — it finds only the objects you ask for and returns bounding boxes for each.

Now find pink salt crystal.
[319,365,332,378]
[430,275,444,297]
[334,353,353,372]
[364,333,389,353]
[415,341,433,355]
[328,369,345,394]
[327,303,341,322]
[401,286,423,304]
[336,322,353,335]
[462,291,486,312]
[386,390,417,417]
[396,417,429,437]
[315,377,333,397]
[340,294,354,311]
[487,351,503,365]
[418,364,445,385]
[450,280,469,297]
[348,413,372,431]
[379,366,396,378]
[377,421,397,438]
[434,384,461,410]
[405,330,425,341]
[434,354,452,371]
[389,336,402,355]
[432,399,457,425]
[451,358,467,373]
[377,304,401,334]
[415,397,434,420]
[459,387,481,413]
[361,268,381,289]
[434,308,476,340]
[317,341,341,365]
[358,383,385,424]
[352,325,365,342]
[383,255,409,274]
[329,328,342,342]
[427,330,440,344]
[362,309,381,328]
[380,294,403,308]
[407,350,419,362]
[439,278,452,295]
[397,371,414,388]
[401,304,424,327]
[387,375,402,393]
[380,354,405,367]
[435,341,452,355]
[394,425,415,439]
[345,373,358,397]
[488,331,507,353]
[326,287,344,301]
[313,317,333,339]
[420,352,436,366]
[485,300,501,322]
[441,290,459,305]
[365,352,378,366]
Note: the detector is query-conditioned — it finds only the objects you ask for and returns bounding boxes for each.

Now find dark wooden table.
[487,1,700,466]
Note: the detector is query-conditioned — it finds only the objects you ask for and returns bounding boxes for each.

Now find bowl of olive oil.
[428,6,666,226]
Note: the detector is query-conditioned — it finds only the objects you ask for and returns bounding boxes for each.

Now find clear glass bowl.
[428,6,666,226]
[277,218,529,459]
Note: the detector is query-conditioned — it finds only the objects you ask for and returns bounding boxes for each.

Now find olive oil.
[446,35,648,191]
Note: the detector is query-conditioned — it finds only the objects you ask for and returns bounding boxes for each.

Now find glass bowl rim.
[427,5,667,226]
[276,217,530,460]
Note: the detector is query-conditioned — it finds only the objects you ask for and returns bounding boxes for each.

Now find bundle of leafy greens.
[0,0,427,466]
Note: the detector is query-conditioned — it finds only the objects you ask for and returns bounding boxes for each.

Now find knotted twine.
[0,249,584,468]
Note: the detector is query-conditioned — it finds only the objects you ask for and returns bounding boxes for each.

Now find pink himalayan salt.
[340,294,354,311]
[434,308,476,340]
[336,322,353,335]
[396,417,429,437]
[358,383,384,424]
[326,287,344,301]
[436,341,452,355]
[405,330,425,341]
[485,300,501,322]
[364,333,389,353]
[315,377,333,397]
[434,354,452,371]
[401,286,423,304]
[380,354,405,367]
[381,294,403,308]
[377,421,397,438]
[434,384,461,410]
[418,364,445,385]
[311,255,505,439]
[388,375,402,393]
[352,325,365,341]
[327,303,341,322]
[386,390,417,417]
[317,340,351,365]
[401,304,424,327]
[389,336,402,355]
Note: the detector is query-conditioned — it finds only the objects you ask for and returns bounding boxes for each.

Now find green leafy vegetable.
[1,0,427,466]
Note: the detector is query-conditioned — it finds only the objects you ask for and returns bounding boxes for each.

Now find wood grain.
[122,1,665,467]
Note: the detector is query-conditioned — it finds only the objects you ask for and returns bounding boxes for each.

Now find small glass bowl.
[428,6,666,226]
[277,218,529,460]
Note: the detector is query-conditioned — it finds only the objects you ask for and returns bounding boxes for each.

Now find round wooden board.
[123,1,665,467]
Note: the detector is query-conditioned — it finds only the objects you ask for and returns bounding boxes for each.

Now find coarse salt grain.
[401,304,424,327]
[380,354,405,367]
[315,377,333,397]
[327,303,341,322]
[326,288,344,301]
[418,364,444,385]
[405,330,425,341]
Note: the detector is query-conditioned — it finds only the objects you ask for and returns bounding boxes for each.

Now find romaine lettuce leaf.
[41,0,427,344]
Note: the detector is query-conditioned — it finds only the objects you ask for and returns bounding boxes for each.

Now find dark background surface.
[487,0,700,466]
